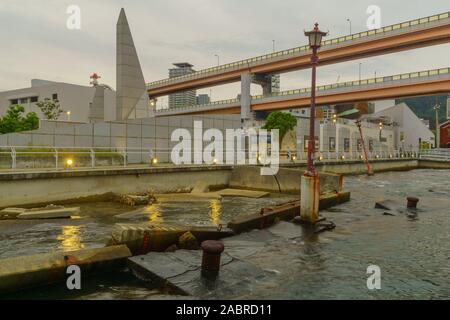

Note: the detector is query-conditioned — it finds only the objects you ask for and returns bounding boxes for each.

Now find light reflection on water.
[208,200,222,226]
[56,225,84,251]
[141,203,164,224]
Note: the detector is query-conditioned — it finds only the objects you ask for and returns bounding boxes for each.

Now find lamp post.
[359,63,362,82]
[299,23,327,224]
[304,23,327,176]
[214,54,220,66]
[346,18,352,35]
[434,103,440,148]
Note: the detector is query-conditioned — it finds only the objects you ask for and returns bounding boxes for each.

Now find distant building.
[0,77,155,123]
[372,102,435,150]
[439,120,450,148]
[447,94,450,120]
[196,94,211,105]
[420,119,430,128]
[0,79,116,123]
[168,63,196,108]
[271,75,280,93]
[372,99,396,112]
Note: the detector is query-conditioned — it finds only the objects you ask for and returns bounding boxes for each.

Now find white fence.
[0,145,419,171]
[419,149,450,161]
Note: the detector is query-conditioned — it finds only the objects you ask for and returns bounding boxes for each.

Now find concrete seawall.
[281,159,420,175]
[0,166,232,208]
[230,166,342,194]
[0,159,447,208]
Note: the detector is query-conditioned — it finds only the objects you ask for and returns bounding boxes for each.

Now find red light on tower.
[90,73,101,87]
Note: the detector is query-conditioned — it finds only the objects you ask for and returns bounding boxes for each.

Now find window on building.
[52,93,58,101]
[10,99,18,105]
[20,98,28,104]
[30,96,38,103]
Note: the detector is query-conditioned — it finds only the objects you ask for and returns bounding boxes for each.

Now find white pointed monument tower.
[116,8,149,120]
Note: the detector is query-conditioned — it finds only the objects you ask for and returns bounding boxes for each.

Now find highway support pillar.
[300,173,320,224]
[240,72,253,125]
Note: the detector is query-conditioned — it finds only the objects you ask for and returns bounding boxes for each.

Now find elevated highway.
[153,67,450,116]
[147,12,450,98]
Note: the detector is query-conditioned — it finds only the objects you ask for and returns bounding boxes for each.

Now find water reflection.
[142,204,163,225]
[208,200,222,226]
[56,225,84,251]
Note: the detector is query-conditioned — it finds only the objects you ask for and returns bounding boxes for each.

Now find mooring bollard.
[407,197,419,209]
[201,240,225,279]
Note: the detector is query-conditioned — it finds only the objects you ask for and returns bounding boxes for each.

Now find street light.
[214,54,220,66]
[304,23,327,176]
[66,110,71,121]
[346,18,352,34]
[359,63,362,82]
[433,103,440,148]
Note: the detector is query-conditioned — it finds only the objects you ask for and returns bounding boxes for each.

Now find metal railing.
[254,67,450,100]
[419,148,450,161]
[147,12,449,88]
[0,146,147,170]
[0,145,420,171]
[155,67,449,113]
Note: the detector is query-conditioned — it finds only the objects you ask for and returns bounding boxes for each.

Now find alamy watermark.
[366,265,381,290]
[66,265,81,290]
[66,5,81,30]
[170,121,279,176]
[366,5,381,30]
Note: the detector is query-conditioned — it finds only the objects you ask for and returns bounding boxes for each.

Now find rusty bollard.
[407,197,419,209]
[201,240,225,280]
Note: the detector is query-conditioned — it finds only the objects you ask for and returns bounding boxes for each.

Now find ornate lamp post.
[299,23,327,224]
[304,23,327,176]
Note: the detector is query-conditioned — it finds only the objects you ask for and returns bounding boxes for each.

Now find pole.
[356,119,373,175]
[359,63,362,82]
[435,104,440,148]
[307,46,318,176]
[347,19,352,35]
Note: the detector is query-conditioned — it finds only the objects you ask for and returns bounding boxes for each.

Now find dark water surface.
[1,169,449,299]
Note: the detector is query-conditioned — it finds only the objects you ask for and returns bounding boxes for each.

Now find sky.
[0,0,449,105]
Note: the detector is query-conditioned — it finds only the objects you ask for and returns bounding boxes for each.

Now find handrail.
[147,12,449,88]
[0,145,419,171]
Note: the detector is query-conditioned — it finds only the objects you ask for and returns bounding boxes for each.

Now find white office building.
[0,79,152,123]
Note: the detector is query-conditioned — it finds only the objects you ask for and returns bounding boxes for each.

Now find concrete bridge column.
[240,72,253,124]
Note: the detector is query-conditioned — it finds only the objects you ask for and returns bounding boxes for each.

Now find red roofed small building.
[439,120,450,148]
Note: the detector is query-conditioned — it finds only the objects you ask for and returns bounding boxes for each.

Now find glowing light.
[152,158,158,165]
[213,158,218,164]
[66,159,73,166]
[319,156,324,161]
[208,199,222,226]
[56,226,84,251]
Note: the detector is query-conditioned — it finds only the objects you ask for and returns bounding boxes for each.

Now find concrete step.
[107,223,235,255]
[227,192,350,233]
[0,245,131,294]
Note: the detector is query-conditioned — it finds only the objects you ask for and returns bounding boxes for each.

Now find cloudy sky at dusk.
[1,0,449,103]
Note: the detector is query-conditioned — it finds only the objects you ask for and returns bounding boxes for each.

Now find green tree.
[262,112,297,143]
[0,105,39,134]
[36,98,63,120]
